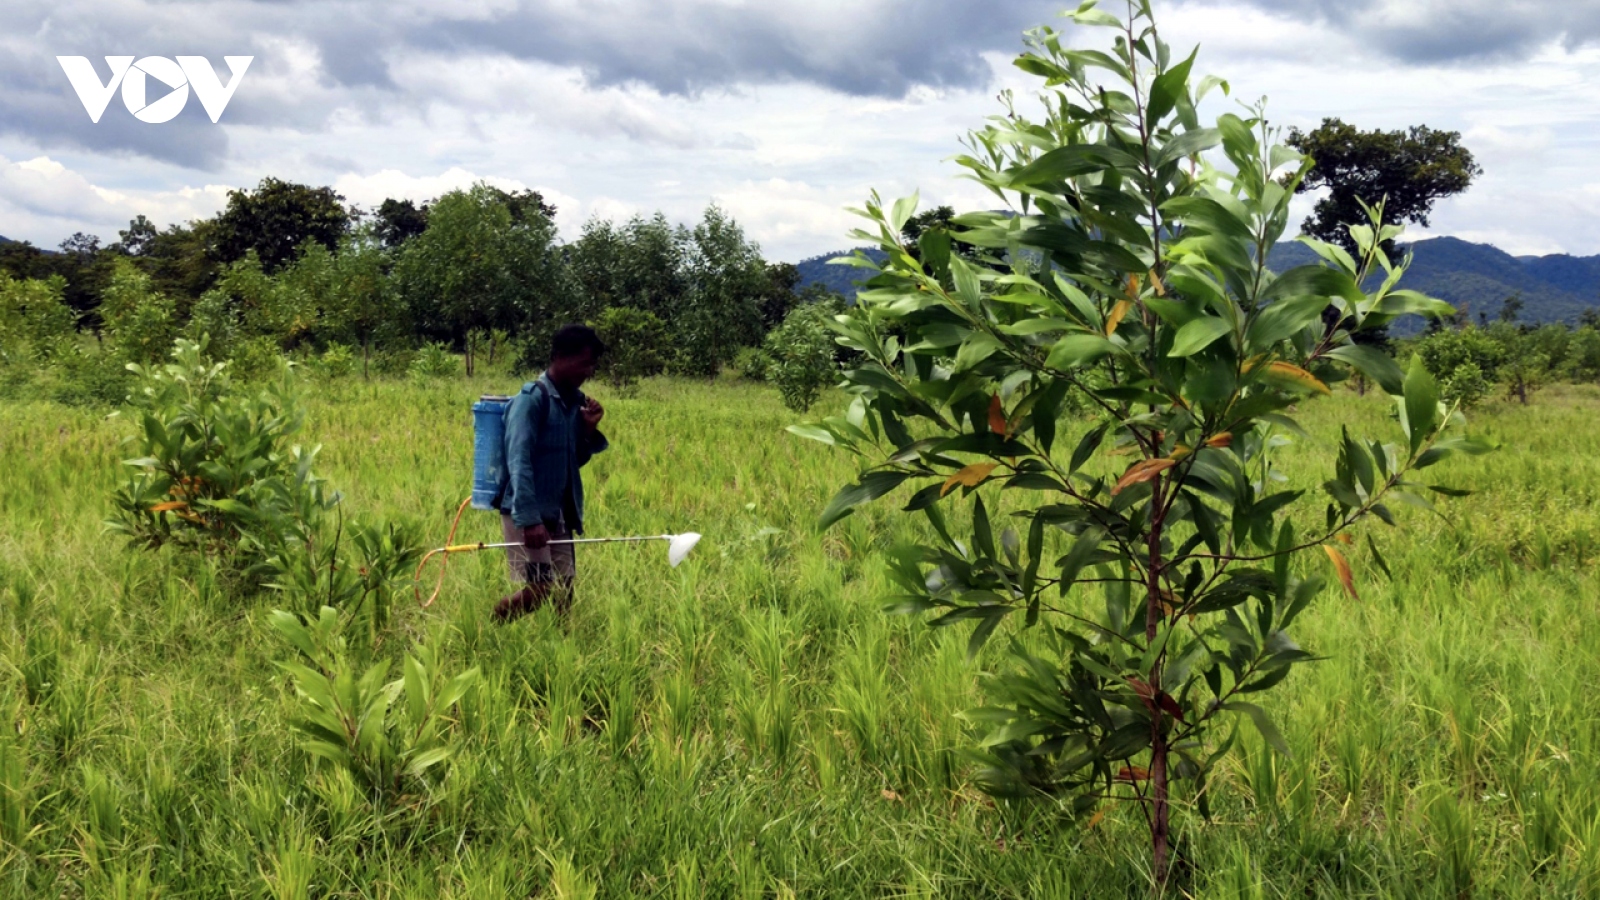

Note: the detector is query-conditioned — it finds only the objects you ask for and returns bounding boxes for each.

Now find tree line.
[0,177,839,404]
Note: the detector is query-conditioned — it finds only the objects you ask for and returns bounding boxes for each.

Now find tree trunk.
[1151,729,1170,891]
[1146,470,1171,892]
[362,335,370,380]
[1517,378,1527,404]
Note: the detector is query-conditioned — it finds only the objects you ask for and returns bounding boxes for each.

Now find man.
[493,324,608,622]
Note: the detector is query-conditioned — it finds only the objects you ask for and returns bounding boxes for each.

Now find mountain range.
[795,237,1600,332]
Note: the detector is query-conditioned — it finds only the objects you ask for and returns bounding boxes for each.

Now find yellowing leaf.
[1084,808,1106,829]
[1204,432,1233,448]
[1115,766,1151,783]
[1148,268,1166,297]
[880,789,902,802]
[1112,458,1176,495]
[942,462,999,497]
[149,500,188,513]
[1264,361,1331,395]
[1105,299,1132,336]
[1323,544,1358,600]
[1124,272,1141,298]
[987,393,1008,437]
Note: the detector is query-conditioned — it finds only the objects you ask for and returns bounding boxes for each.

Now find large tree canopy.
[213,177,353,274]
[1287,118,1480,254]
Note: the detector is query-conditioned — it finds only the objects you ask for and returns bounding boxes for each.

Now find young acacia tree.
[795,1,1487,888]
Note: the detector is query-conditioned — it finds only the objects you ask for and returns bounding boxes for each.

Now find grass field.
[2,371,1600,898]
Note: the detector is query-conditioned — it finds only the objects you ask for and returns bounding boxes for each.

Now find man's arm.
[577,397,608,467]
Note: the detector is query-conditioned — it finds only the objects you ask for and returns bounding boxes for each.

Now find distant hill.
[1268,237,1600,330]
[796,237,1600,331]
[795,248,886,299]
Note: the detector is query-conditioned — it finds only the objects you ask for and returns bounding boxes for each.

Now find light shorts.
[500,513,576,585]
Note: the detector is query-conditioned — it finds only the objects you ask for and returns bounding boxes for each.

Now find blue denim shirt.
[496,373,608,532]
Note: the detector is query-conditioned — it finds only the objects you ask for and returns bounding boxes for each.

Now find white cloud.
[0,154,232,244]
[1,0,1599,265]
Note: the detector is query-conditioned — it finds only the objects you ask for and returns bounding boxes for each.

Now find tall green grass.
[1,375,1598,896]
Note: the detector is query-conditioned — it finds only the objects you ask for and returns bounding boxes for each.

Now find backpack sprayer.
[413,393,701,608]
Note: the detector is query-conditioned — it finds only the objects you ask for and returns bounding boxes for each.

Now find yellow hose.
[415,496,474,608]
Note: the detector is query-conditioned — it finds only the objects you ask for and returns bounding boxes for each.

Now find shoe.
[492,583,550,623]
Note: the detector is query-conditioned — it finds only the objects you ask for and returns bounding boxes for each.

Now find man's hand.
[581,397,605,433]
[523,523,551,549]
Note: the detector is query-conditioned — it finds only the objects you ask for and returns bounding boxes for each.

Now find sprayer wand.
[414,497,701,608]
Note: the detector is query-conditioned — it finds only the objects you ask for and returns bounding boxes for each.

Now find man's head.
[546,324,606,390]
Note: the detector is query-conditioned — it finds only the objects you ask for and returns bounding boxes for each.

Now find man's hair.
[550,323,606,360]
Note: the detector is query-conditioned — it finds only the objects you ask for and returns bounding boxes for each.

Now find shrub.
[1440,361,1491,408]
[318,342,357,379]
[408,342,459,380]
[798,2,1486,887]
[371,346,416,377]
[1568,327,1600,382]
[50,349,131,408]
[735,346,767,382]
[270,607,479,809]
[596,306,668,390]
[100,260,177,365]
[0,272,76,363]
[1415,326,1505,390]
[184,290,241,360]
[228,335,290,383]
[762,300,842,412]
[106,337,335,569]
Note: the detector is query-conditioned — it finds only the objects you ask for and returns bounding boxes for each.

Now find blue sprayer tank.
[470,394,512,510]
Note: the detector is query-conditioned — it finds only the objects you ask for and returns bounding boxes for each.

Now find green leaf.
[967,612,1005,660]
[1145,48,1197,128]
[954,333,1003,372]
[785,424,837,446]
[819,470,909,530]
[1366,535,1392,581]
[951,257,983,309]
[889,192,919,235]
[1401,354,1440,456]
[1246,293,1330,349]
[269,610,317,661]
[1168,317,1232,358]
[1223,701,1291,756]
[1376,290,1455,319]
[1069,422,1109,473]
[1069,4,1122,27]
[1153,128,1222,169]
[1259,265,1363,306]
[1058,526,1107,595]
[1326,345,1404,395]
[403,746,455,778]
[1045,334,1116,370]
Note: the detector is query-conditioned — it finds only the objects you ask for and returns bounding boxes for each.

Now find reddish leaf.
[1112,458,1176,495]
[1323,544,1358,600]
[987,394,1008,437]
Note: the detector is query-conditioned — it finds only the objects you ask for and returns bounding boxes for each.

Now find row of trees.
[1409,297,1600,406]
[0,178,850,404]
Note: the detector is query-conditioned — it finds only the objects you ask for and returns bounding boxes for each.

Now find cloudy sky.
[2,0,1598,262]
